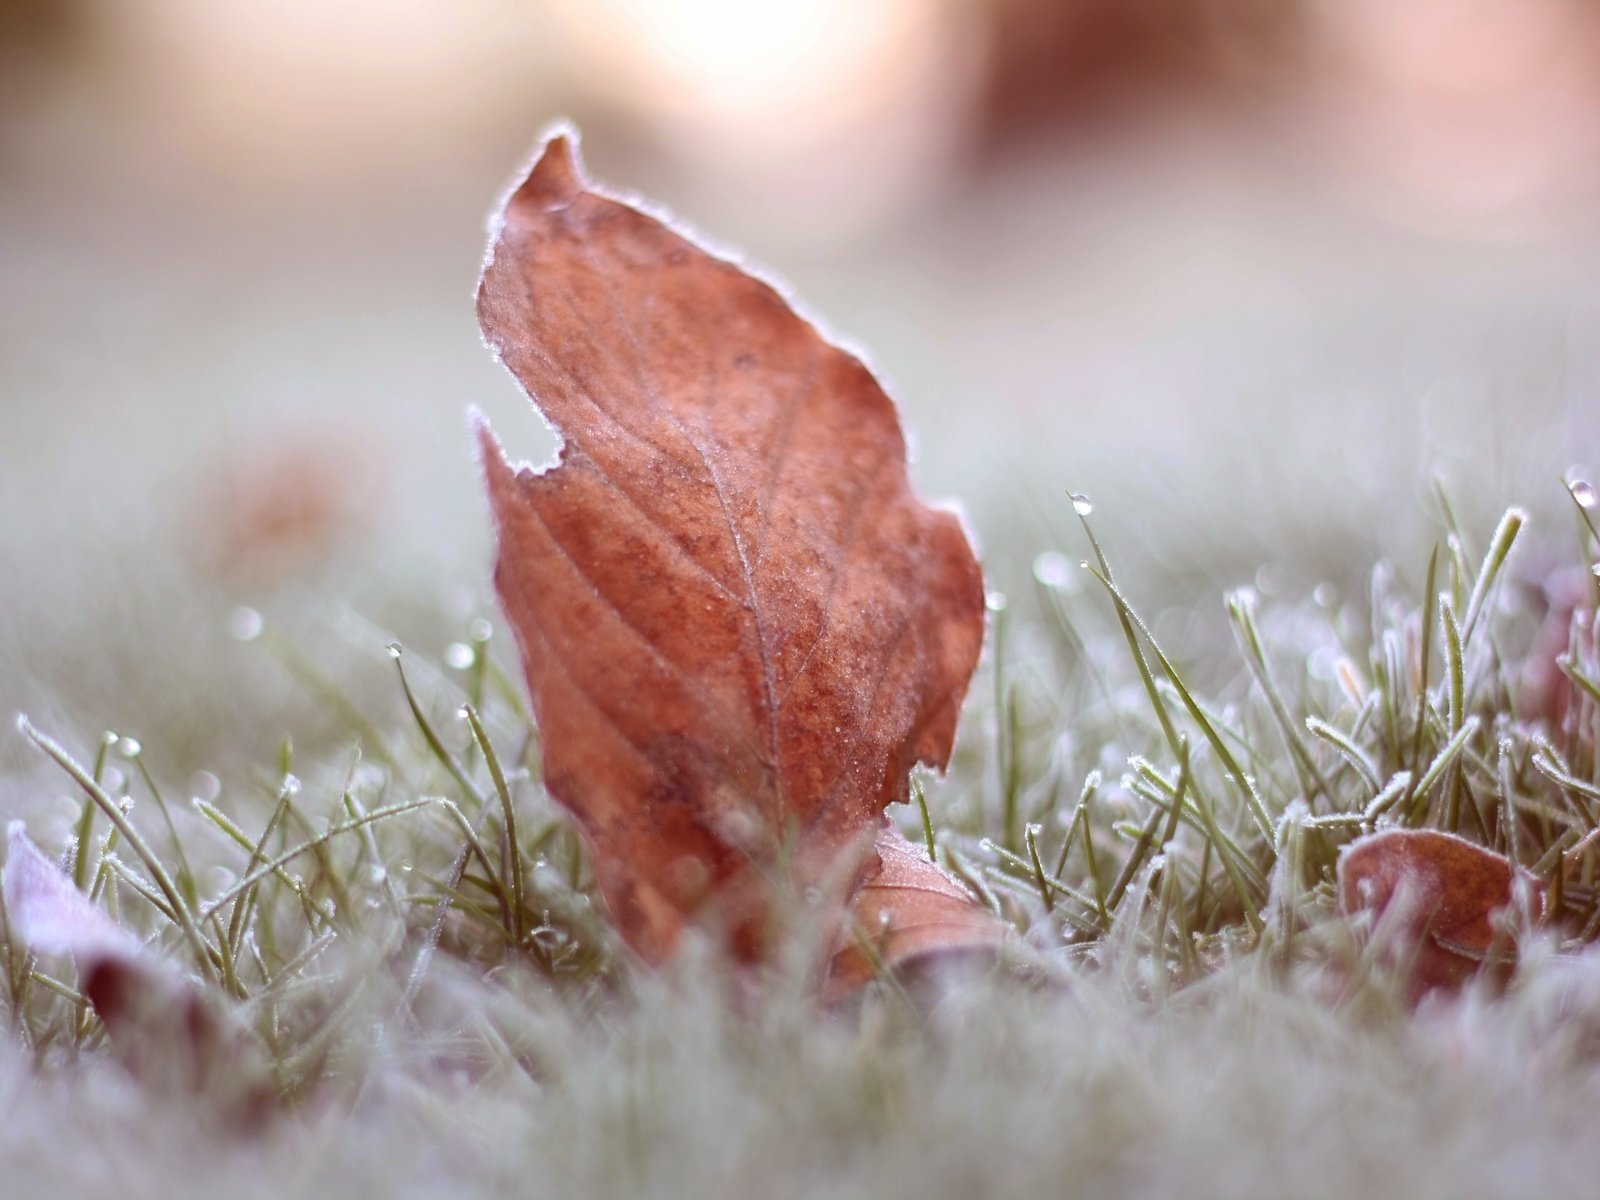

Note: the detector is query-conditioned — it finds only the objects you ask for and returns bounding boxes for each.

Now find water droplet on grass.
[985,591,1008,613]
[227,606,263,642]
[386,642,402,659]
[1032,551,1074,590]
[444,642,475,670]
[1572,480,1597,508]
[1068,492,1094,516]
[117,737,141,758]
[469,618,493,643]
[281,774,302,797]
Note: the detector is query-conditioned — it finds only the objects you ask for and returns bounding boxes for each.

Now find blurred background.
[3,0,1600,776]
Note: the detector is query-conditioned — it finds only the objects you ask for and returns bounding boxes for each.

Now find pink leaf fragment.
[4,822,139,963]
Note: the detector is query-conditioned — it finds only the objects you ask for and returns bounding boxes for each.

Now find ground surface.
[7,76,1600,1199]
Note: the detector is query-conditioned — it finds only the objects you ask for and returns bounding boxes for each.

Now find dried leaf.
[4,822,139,964]
[826,825,1008,1001]
[4,824,272,1115]
[192,425,383,585]
[476,130,989,972]
[1337,828,1543,997]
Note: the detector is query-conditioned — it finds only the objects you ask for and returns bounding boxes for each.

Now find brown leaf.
[825,825,1009,1001]
[476,131,988,972]
[192,425,384,586]
[1337,828,1543,998]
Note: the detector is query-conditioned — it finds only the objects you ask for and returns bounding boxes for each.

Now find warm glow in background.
[3,0,1600,764]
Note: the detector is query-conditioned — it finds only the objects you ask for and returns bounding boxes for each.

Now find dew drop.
[468,618,494,643]
[1068,492,1094,516]
[386,642,403,659]
[1032,550,1075,591]
[985,591,1008,613]
[281,773,302,797]
[117,736,142,759]
[190,771,221,802]
[227,606,264,642]
[1307,646,1340,682]
[1573,480,1597,509]
[531,925,566,950]
[444,642,475,670]
[1312,583,1336,608]
[457,704,472,721]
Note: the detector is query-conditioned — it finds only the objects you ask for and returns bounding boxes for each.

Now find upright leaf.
[476,132,989,971]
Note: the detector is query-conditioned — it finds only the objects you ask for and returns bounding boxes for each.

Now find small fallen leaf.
[826,825,1008,1001]
[192,425,384,586]
[3,823,272,1116]
[476,129,994,978]
[1337,827,1543,998]
[4,821,140,964]
[1516,561,1597,728]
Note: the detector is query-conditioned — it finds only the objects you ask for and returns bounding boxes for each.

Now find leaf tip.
[510,126,588,215]
[472,410,511,480]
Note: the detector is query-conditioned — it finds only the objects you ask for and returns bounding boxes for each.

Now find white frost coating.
[936,498,984,559]
[472,122,969,521]
[3,823,139,961]
[473,120,583,480]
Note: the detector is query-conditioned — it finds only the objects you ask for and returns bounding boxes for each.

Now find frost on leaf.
[4,822,139,964]
[1338,828,1543,999]
[475,130,1000,985]
[826,825,1008,1001]
[4,824,270,1113]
